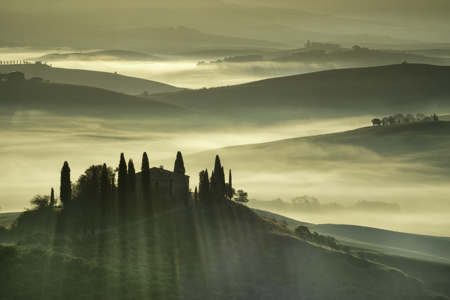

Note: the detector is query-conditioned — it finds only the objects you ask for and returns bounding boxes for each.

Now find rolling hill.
[0,80,194,119]
[0,64,181,95]
[29,50,168,62]
[169,121,450,209]
[154,64,450,123]
[0,212,20,228]
[254,209,450,264]
[1,201,449,299]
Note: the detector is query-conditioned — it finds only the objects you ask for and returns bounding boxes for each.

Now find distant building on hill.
[135,166,190,207]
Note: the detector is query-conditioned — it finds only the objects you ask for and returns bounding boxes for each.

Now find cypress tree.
[141,152,152,218]
[199,169,210,203]
[60,161,72,207]
[194,186,198,202]
[173,151,186,175]
[88,167,99,235]
[128,159,136,220]
[212,155,226,200]
[50,188,55,207]
[227,169,233,199]
[100,163,110,215]
[118,153,128,223]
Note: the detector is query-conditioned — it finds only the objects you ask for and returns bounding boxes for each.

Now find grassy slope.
[184,121,450,175]
[0,64,181,95]
[1,202,447,300]
[254,209,450,264]
[0,212,21,228]
[0,80,194,119]
[154,64,450,122]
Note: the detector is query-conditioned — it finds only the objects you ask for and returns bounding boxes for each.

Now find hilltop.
[154,64,450,123]
[0,80,194,119]
[0,64,181,95]
[29,50,168,62]
[1,200,448,300]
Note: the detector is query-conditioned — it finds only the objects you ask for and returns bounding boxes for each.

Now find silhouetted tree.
[227,169,234,200]
[30,195,50,209]
[141,152,152,218]
[415,113,425,120]
[118,153,128,223]
[194,186,198,202]
[234,190,249,205]
[50,188,55,207]
[405,114,414,122]
[173,151,186,175]
[128,159,136,220]
[295,226,311,238]
[100,163,110,215]
[394,114,405,123]
[199,169,210,203]
[60,161,72,207]
[88,167,99,234]
[387,116,396,125]
[211,155,226,201]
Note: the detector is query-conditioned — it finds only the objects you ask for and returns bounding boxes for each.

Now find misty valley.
[1,0,450,299]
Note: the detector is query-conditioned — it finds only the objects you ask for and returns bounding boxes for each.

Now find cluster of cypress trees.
[198,155,234,203]
[57,151,188,234]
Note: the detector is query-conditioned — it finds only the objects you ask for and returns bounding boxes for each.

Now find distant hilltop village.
[371,113,439,126]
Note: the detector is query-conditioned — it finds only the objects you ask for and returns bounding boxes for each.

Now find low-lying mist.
[5,49,443,89]
[0,111,369,211]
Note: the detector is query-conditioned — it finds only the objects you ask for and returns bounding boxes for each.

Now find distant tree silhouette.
[405,114,414,122]
[173,151,186,175]
[128,159,136,220]
[50,188,55,207]
[30,195,50,209]
[234,190,249,205]
[88,167,99,235]
[295,226,311,238]
[423,116,432,121]
[73,165,102,234]
[227,169,234,199]
[211,155,226,201]
[194,186,198,202]
[387,116,396,125]
[100,163,110,215]
[60,161,72,207]
[199,169,210,203]
[415,113,425,120]
[404,118,410,123]
[141,152,152,219]
[394,114,405,123]
[118,153,128,223]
